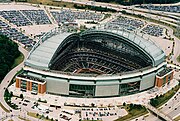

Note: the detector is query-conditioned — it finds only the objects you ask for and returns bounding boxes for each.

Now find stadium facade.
[15,27,174,97]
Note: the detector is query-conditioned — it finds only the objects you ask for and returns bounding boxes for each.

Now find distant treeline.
[74,4,117,12]
[95,0,180,5]
[0,35,20,83]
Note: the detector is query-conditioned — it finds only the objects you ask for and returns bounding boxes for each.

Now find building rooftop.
[17,71,45,83]
[25,30,71,70]
[157,68,173,77]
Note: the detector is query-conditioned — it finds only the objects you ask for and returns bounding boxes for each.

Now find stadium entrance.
[69,84,95,97]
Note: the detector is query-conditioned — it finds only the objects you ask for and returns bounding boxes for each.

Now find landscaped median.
[115,104,148,121]
[174,115,180,121]
[0,102,10,113]
[18,116,31,121]
[80,120,102,121]
[177,55,180,63]
[4,89,19,110]
[27,112,57,121]
[11,53,24,69]
[150,82,180,108]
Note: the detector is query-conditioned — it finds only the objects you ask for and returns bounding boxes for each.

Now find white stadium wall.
[140,72,156,91]
[46,77,69,95]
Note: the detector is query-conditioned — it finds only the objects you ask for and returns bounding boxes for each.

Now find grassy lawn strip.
[177,55,180,63]
[101,13,111,21]
[115,104,148,121]
[26,0,75,8]
[0,102,10,113]
[11,53,24,69]
[24,0,116,13]
[18,116,31,121]
[150,84,180,108]
[82,120,101,121]
[174,115,180,121]
[27,112,55,121]
[27,112,40,119]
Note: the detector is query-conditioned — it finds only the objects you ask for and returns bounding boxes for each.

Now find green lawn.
[26,0,75,8]
[11,53,24,69]
[150,84,180,108]
[82,120,101,121]
[174,115,180,121]
[115,104,148,121]
[27,112,38,118]
[18,116,31,121]
[177,55,180,63]
[101,13,111,21]
[0,102,10,113]
[27,112,55,121]
[157,85,179,108]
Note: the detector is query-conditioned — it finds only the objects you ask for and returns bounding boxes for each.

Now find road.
[0,46,42,121]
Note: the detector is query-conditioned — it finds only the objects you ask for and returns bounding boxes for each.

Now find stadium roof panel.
[25,28,165,72]
[25,32,71,70]
[83,29,165,66]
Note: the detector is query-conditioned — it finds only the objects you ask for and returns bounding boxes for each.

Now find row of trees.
[4,89,19,109]
[150,83,180,107]
[0,35,20,83]
[95,0,179,5]
[74,4,117,12]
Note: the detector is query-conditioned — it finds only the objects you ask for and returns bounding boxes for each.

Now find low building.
[155,68,174,87]
[16,71,46,94]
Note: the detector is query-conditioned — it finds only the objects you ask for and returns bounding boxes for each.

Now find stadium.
[15,26,172,98]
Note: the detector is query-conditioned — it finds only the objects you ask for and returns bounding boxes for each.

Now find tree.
[155,95,158,99]
[94,0,179,5]
[91,103,95,107]
[20,94,23,98]
[0,35,20,83]
[129,103,134,110]
[10,91,13,97]
[123,102,126,106]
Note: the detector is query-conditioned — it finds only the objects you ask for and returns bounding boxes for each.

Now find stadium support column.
[155,77,163,87]
[38,84,41,93]
[27,81,33,91]
[38,83,46,94]
[16,78,21,88]
[41,84,46,94]
[26,81,30,90]
[29,82,32,91]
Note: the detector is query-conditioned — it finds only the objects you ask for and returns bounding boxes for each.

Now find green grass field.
[18,116,31,121]
[150,85,180,108]
[115,104,148,121]
[174,115,180,121]
[27,112,55,121]
[0,102,10,113]
[154,85,179,108]
[177,55,180,63]
[27,0,75,8]
[11,53,24,69]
